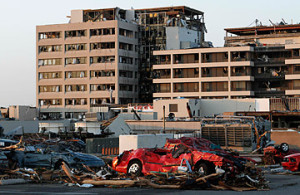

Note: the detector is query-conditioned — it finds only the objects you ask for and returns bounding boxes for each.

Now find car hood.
[72,152,103,162]
[284,153,300,158]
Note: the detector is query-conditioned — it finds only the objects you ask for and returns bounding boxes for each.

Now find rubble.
[0,136,269,191]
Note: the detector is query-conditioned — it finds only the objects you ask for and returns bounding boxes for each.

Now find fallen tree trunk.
[82,179,137,186]
[140,179,181,189]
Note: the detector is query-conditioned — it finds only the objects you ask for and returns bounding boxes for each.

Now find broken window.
[119,84,133,91]
[39,45,62,53]
[90,84,115,91]
[90,98,114,105]
[173,68,199,78]
[119,28,134,38]
[65,85,87,92]
[119,42,133,51]
[65,71,87,78]
[39,32,60,39]
[231,81,251,91]
[231,51,251,61]
[39,99,62,106]
[38,72,61,79]
[90,70,115,77]
[90,42,115,50]
[119,70,133,78]
[154,69,171,79]
[65,98,87,106]
[65,57,87,65]
[65,43,87,51]
[231,66,251,76]
[39,85,61,93]
[90,56,115,64]
[90,28,115,36]
[201,67,228,77]
[202,82,228,92]
[65,30,86,38]
[119,56,133,64]
[155,55,171,64]
[202,52,228,63]
[38,59,62,66]
[173,83,199,92]
[174,53,199,64]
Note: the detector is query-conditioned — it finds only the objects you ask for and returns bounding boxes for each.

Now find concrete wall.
[126,120,200,134]
[9,106,38,121]
[0,121,39,134]
[119,134,174,153]
[200,99,256,117]
[271,131,300,149]
[153,99,200,119]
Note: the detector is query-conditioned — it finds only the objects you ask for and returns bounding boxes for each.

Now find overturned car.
[112,137,252,177]
[4,143,105,170]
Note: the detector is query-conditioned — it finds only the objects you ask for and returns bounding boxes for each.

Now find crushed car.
[2,138,104,170]
[112,137,253,177]
[281,153,300,172]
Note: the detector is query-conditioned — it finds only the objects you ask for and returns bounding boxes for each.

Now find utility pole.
[163,106,166,133]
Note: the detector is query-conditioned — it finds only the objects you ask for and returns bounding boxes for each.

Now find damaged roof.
[225,24,300,36]
[135,6,204,16]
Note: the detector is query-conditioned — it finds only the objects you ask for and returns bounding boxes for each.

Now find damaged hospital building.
[36,6,300,119]
[36,6,206,118]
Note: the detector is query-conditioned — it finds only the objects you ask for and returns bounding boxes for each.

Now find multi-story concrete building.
[36,8,139,118]
[153,46,254,99]
[153,23,300,99]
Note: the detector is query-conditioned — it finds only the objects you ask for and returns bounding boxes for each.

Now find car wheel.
[196,163,210,176]
[280,143,289,153]
[127,160,142,176]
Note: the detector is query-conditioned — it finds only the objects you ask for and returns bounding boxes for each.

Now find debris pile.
[0,136,269,191]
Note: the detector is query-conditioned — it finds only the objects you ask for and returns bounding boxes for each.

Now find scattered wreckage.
[0,136,269,191]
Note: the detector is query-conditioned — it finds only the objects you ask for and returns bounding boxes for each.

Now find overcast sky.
[0,0,300,107]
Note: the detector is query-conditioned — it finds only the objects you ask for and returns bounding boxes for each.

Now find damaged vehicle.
[263,142,300,164]
[281,153,300,172]
[112,137,251,177]
[5,147,105,170]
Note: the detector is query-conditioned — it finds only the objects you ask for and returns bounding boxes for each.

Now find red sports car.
[282,153,300,172]
[112,137,248,176]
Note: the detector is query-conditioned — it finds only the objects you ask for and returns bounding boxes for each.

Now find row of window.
[153,67,252,79]
[38,83,139,93]
[38,56,137,66]
[38,70,137,79]
[39,98,115,106]
[155,52,252,65]
[39,41,136,54]
[38,28,136,40]
[155,81,252,93]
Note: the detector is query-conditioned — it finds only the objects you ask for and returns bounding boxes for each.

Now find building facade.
[153,24,300,100]
[36,8,139,118]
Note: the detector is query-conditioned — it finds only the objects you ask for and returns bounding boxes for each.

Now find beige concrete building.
[153,46,254,99]
[153,23,300,100]
[36,8,139,118]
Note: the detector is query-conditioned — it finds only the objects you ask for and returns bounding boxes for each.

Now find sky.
[0,0,300,107]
